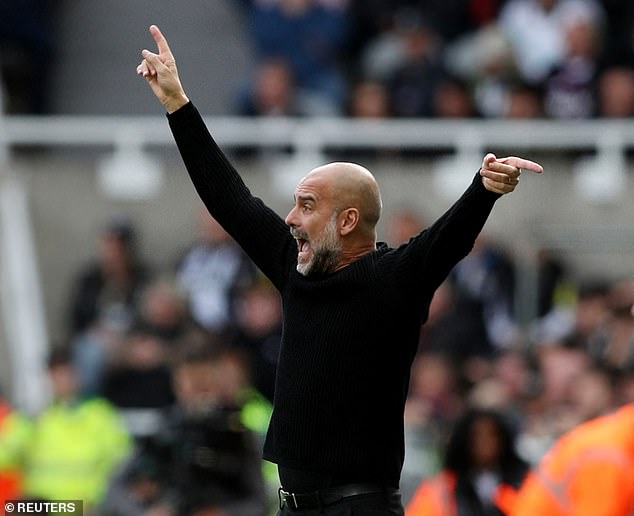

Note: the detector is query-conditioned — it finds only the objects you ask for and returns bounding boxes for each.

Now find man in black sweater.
[137,25,543,515]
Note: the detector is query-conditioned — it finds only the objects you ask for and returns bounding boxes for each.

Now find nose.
[285,206,298,227]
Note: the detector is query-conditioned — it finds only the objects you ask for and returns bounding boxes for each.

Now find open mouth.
[295,237,311,262]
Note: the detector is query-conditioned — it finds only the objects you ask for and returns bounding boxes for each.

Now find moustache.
[290,228,309,241]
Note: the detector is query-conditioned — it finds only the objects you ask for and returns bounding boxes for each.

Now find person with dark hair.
[69,217,150,335]
[68,216,152,395]
[407,409,529,515]
[136,25,542,514]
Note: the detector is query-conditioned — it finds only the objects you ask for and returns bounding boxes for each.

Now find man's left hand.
[480,153,543,194]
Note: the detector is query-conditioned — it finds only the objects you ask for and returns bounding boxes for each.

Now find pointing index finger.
[497,156,544,174]
[150,24,172,56]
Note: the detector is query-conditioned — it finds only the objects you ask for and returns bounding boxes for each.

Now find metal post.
[0,109,49,413]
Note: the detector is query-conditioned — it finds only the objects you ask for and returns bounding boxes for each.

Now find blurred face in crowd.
[125,334,166,369]
[506,88,543,119]
[386,210,425,247]
[569,369,614,421]
[575,293,609,336]
[214,353,250,406]
[173,360,220,412]
[434,81,474,118]
[237,284,282,336]
[285,162,381,276]
[49,363,80,402]
[470,416,502,469]
[350,81,390,119]
[599,68,634,118]
[255,60,294,115]
[141,280,186,330]
[564,19,598,59]
[99,233,132,276]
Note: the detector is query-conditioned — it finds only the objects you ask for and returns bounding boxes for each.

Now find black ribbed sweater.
[168,102,501,488]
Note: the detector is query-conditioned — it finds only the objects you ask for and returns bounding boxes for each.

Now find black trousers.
[277,491,404,515]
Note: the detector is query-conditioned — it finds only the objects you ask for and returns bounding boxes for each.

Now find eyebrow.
[295,194,317,204]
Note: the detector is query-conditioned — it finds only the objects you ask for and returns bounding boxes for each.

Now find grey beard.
[306,245,341,276]
[297,214,342,276]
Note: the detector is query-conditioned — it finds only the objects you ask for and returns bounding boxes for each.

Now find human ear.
[339,208,359,236]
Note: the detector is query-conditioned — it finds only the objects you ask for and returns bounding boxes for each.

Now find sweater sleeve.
[168,102,294,291]
[379,172,501,302]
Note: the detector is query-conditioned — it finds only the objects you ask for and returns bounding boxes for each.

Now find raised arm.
[380,154,543,303]
[137,25,294,290]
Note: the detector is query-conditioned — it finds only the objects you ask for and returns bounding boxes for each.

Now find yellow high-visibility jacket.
[24,397,131,507]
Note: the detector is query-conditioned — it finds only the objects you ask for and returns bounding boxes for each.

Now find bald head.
[304,162,382,236]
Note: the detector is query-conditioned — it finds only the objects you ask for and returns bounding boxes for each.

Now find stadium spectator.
[535,280,615,362]
[102,341,268,516]
[597,280,634,370]
[347,79,391,118]
[405,353,464,438]
[136,279,191,342]
[69,216,151,395]
[427,237,517,359]
[445,25,518,119]
[504,82,544,118]
[233,278,282,402]
[237,58,302,117]
[543,13,602,118]
[69,216,149,336]
[101,326,175,431]
[20,348,131,509]
[402,352,462,502]
[567,366,616,422]
[515,344,591,463]
[433,77,477,118]
[598,67,634,118]
[406,408,529,516]
[238,0,350,114]
[384,10,444,117]
[176,208,255,335]
[499,0,603,85]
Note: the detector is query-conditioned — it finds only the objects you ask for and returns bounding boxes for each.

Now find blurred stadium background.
[0,0,633,514]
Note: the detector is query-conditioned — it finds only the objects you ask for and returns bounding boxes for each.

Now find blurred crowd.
[2,0,634,118]
[235,0,634,119]
[0,206,632,514]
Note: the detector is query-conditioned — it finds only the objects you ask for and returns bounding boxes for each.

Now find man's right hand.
[137,25,189,113]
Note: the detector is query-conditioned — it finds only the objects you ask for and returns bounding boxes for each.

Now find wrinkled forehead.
[294,170,335,201]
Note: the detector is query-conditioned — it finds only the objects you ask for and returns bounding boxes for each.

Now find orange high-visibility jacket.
[406,471,520,516]
[512,404,634,516]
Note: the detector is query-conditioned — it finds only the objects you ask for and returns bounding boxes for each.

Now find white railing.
[2,115,634,150]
